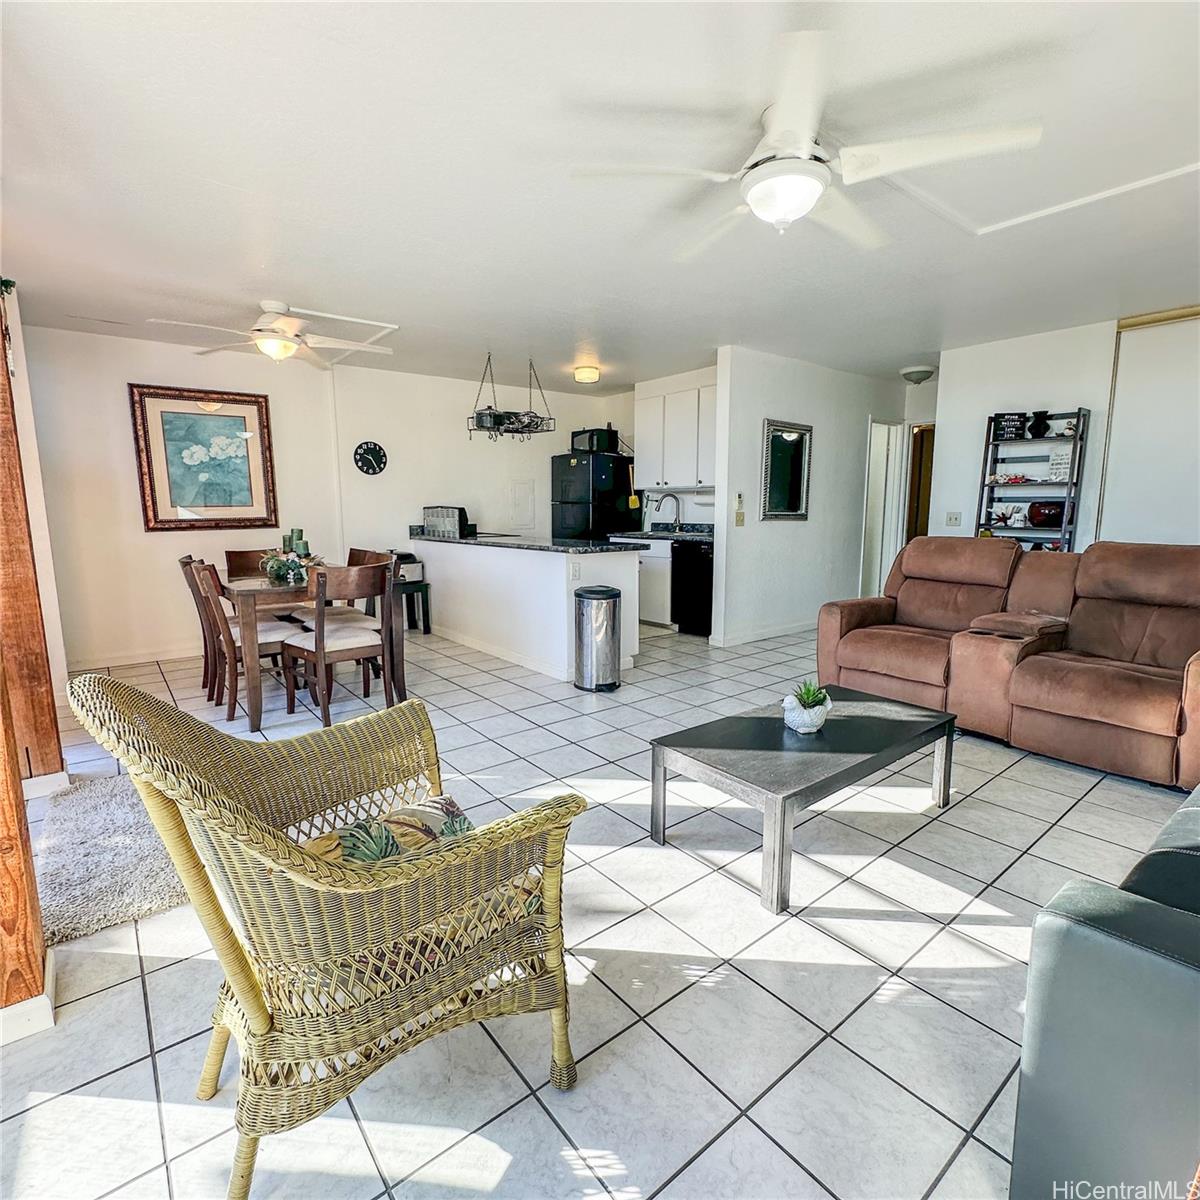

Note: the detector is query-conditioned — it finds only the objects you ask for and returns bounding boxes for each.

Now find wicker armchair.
[67,674,587,1200]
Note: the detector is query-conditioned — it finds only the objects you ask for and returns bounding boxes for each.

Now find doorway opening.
[860,419,904,597]
[905,423,936,541]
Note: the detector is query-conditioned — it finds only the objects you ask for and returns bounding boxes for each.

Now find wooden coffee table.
[650,686,955,913]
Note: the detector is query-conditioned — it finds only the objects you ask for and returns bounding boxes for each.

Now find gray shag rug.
[38,775,189,946]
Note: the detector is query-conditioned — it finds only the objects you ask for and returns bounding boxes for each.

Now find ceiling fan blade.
[763,31,828,156]
[572,164,738,184]
[807,187,888,251]
[296,345,331,371]
[303,335,393,354]
[148,319,251,337]
[674,206,750,263]
[193,342,256,356]
[838,122,1043,185]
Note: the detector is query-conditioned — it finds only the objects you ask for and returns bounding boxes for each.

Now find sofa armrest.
[1179,650,1200,790]
[969,611,1068,637]
[947,626,1066,738]
[1011,880,1200,1198]
[816,596,896,687]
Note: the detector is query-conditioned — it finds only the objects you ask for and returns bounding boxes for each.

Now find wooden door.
[662,388,699,488]
[0,295,62,779]
[633,394,665,489]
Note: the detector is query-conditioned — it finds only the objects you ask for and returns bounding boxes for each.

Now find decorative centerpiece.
[261,549,322,585]
[782,679,833,734]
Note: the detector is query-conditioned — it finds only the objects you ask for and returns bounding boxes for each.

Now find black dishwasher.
[670,540,714,637]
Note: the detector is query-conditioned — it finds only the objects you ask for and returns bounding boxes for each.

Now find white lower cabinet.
[609,537,672,625]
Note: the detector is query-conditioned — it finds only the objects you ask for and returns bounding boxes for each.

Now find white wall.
[711,345,905,646]
[332,365,632,550]
[24,326,631,670]
[904,381,938,425]
[927,321,1118,547]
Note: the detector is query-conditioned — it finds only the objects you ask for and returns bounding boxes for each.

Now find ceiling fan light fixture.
[740,159,831,230]
[574,365,601,384]
[253,334,300,361]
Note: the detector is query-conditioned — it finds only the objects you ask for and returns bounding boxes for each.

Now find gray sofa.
[1011,783,1200,1193]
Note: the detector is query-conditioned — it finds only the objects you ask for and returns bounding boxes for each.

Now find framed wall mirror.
[761,419,812,520]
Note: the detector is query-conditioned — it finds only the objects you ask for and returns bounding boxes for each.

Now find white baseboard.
[0,950,56,1044]
[68,639,203,674]
[428,624,633,684]
[22,771,70,800]
[710,618,818,649]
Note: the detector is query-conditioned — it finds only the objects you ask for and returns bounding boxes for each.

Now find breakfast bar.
[412,534,646,680]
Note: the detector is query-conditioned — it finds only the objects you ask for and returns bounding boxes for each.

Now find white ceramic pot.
[782,692,833,734]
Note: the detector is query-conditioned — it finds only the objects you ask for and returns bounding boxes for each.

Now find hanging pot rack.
[467,352,557,441]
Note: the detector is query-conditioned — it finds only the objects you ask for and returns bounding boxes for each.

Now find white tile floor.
[5,627,1186,1200]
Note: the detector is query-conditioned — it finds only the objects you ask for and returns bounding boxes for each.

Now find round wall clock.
[353,441,387,475]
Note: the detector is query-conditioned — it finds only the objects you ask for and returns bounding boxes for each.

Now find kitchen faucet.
[654,492,682,532]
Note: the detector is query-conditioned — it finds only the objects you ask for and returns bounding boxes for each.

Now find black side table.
[395,580,431,634]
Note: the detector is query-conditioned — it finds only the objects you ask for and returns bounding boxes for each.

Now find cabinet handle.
[697,479,702,485]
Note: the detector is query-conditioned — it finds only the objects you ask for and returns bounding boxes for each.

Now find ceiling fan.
[577,31,1042,258]
[148,301,396,370]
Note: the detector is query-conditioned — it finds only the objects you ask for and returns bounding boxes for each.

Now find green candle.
[281,532,293,552]
[294,539,310,556]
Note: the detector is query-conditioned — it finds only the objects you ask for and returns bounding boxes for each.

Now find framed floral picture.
[129,384,278,531]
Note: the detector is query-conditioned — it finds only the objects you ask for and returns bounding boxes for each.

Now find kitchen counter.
[413,536,641,679]
[633,530,713,543]
[413,533,648,554]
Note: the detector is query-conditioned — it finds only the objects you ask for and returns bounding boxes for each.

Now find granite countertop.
[628,522,714,543]
[412,533,649,555]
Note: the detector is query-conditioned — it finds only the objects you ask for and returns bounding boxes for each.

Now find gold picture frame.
[129,384,278,532]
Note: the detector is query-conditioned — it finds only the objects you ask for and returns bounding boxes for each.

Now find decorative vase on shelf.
[782,689,833,734]
[1027,411,1052,439]
[1028,501,1069,529]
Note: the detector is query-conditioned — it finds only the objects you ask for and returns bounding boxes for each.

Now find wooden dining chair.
[290,548,390,630]
[283,562,394,726]
[196,565,298,721]
[179,555,217,695]
[224,549,273,579]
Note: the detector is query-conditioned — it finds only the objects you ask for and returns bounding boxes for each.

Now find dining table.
[218,568,408,733]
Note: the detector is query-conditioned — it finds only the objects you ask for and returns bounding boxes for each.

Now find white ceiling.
[3,2,1197,392]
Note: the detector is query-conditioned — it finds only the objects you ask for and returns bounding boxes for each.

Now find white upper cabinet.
[662,388,699,488]
[633,393,665,489]
[634,385,715,491]
[697,384,716,487]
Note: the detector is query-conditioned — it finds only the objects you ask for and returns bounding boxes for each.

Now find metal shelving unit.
[973,408,1090,552]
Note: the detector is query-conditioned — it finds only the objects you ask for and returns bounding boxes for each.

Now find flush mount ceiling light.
[574,365,601,384]
[740,159,831,231]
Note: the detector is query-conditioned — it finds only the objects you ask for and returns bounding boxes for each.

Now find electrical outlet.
[570,560,581,581]
[946,512,962,528]
[735,511,745,527]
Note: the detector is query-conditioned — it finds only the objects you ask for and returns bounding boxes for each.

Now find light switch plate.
[570,560,581,580]
[735,511,745,527]
[945,512,962,527]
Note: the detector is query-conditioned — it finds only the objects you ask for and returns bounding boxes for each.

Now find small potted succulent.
[782,678,833,734]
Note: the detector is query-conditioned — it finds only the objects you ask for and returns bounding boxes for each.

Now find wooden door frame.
[0,292,60,1032]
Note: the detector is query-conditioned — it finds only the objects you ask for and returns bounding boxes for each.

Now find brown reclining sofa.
[817,536,1200,790]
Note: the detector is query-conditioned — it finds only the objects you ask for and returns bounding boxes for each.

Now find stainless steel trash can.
[574,585,621,692]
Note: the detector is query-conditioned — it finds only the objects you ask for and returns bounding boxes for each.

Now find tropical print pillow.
[301,794,475,865]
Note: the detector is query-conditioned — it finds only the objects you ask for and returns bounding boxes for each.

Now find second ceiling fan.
[578,31,1043,258]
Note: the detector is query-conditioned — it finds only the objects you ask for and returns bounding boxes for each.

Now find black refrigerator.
[551,452,641,540]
